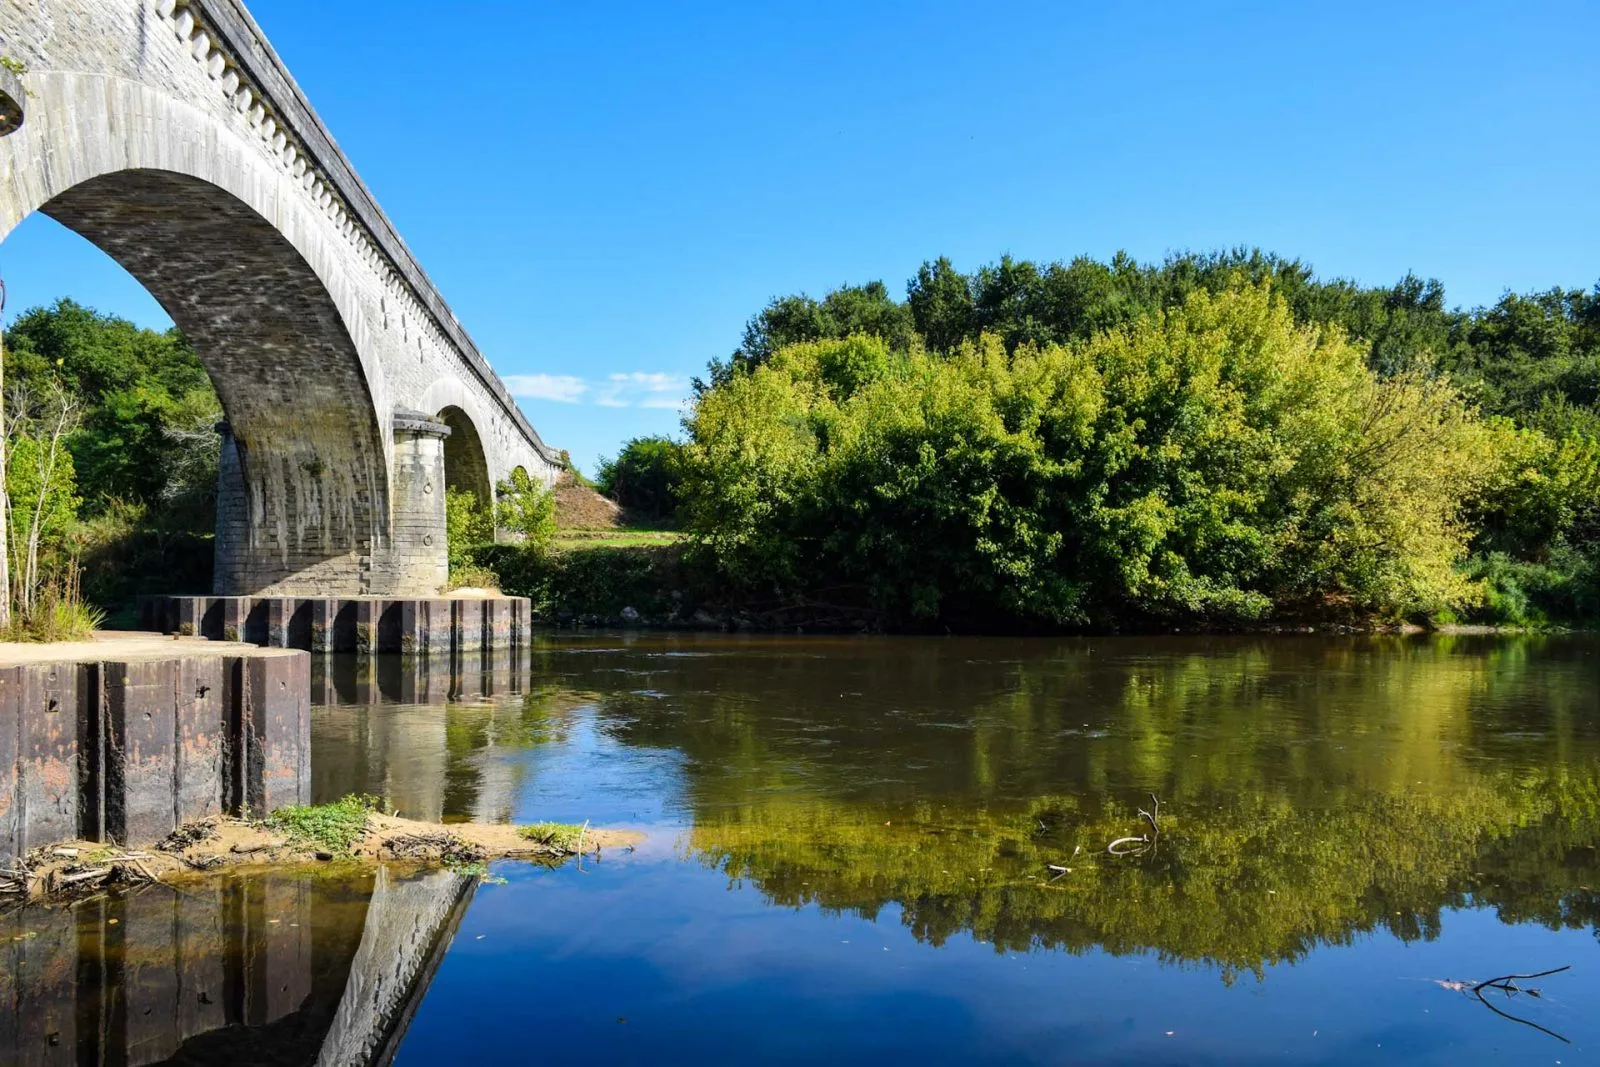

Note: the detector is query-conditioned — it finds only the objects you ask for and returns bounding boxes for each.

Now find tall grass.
[2,565,105,642]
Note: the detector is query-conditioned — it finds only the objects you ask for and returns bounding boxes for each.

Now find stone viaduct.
[0,0,563,596]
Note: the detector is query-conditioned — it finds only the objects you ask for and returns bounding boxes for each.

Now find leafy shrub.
[470,541,687,619]
[596,436,684,522]
[1466,550,1600,626]
[493,467,557,549]
[517,822,586,851]
[680,283,1497,627]
[264,794,380,854]
[444,486,493,569]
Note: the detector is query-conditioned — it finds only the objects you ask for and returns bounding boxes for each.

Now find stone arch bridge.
[0,0,563,595]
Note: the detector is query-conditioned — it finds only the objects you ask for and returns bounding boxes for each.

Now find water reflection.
[562,636,1599,976]
[0,867,472,1066]
[7,635,1598,1065]
[307,634,1600,979]
[310,649,574,824]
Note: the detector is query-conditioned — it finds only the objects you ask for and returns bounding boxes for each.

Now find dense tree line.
[712,250,1599,447]
[660,250,1598,628]
[2,299,220,615]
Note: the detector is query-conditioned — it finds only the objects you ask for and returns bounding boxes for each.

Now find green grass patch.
[264,794,380,855]
[553,529,684,548]
[517,822,586,851]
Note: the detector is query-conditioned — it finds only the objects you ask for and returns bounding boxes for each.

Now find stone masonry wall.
[384,422,451,596]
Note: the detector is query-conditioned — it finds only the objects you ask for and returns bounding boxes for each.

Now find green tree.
[596,435,685,521]
[445,486,494,571]
[682,282,1495,626]
[494,467,557,549]
[2,299,219,515]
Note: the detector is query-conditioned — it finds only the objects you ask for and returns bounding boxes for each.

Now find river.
[5,633,1597,1064]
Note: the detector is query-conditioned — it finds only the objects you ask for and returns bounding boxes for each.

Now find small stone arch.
[435,405,493,511]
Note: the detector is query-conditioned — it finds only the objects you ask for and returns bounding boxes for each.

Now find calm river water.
[5,633,1598,1064]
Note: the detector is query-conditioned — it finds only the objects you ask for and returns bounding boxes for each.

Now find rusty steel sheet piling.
[0,649,310,862]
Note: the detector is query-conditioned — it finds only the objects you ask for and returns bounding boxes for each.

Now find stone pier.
[0,639,310,863]
[138,594,531,656]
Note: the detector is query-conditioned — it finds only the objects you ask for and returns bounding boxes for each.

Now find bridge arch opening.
[32,168,389,594]
[436,405,493,511]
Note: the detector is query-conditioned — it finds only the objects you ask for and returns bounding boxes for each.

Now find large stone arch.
[0,72,392,593]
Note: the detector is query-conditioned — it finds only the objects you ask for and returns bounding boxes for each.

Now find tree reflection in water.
[552,634,1600,981]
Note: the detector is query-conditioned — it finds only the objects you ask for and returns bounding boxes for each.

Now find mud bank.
[1,812,641,903]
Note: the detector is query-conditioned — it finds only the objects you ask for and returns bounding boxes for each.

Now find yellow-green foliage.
[517,821,585,850]
[594,635,1600,975]
[6,434,81,569]
[444,486,494,570]
[264,794,380,855]
[682,282,1495,624]
[493,467,557,549]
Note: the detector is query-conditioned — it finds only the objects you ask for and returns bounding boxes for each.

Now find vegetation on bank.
[265,793,383,856]
[0,299,217,636]
[9,246,1598,632]
[567,252,1597,631]
[4,798,637,902]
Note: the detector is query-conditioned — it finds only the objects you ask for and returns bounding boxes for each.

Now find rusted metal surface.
[17,665,83,854]
[176,656,230,825]
[399,599,452,658]
[103,659,180,845]
[242,654,311,816]
[145,594,531,658]
[0,651,311,861]
[451,598,486,653]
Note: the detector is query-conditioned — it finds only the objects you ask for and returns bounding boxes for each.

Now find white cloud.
[502,370,689,409]
[593,371,690,409]
[503,374,588,404]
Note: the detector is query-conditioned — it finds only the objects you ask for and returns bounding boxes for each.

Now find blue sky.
[3,0,1597,474]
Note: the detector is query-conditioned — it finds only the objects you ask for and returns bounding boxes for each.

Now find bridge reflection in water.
[0,866,474,1067]
[309,649,539,825]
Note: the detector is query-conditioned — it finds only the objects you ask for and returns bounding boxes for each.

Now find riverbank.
[469,539,1590,635]
[2,808,642,903]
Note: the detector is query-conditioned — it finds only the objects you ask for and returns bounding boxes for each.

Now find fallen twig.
[1472,965,1571,994]
[1436,965,1573,1044]
[1108,794,1164,857]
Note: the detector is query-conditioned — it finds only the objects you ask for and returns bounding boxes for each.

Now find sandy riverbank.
[2,812,642,903]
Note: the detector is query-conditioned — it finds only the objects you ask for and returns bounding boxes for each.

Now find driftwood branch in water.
[1472,988,1571,1045]
[1472,965,1571,993]
[1108,794,1163,857]
[1438,965,1574,1044]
